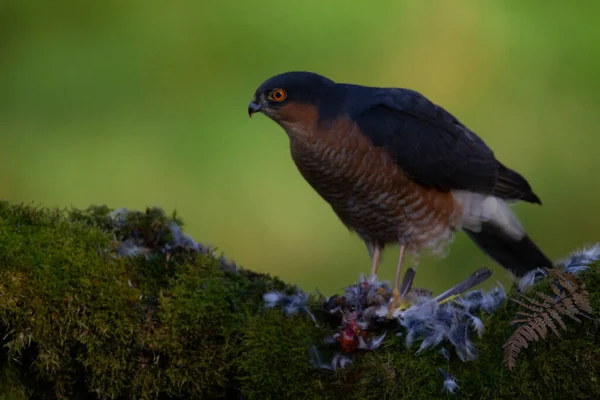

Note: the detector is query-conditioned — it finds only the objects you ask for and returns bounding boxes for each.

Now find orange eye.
[268,88,287,102]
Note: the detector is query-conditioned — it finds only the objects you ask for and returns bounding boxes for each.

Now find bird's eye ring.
[268,88,287,102]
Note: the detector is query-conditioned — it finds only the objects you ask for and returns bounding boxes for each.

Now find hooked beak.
[248,101,262,117]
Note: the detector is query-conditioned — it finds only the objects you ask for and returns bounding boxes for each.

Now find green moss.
[0,365,30,400]
[0,201,598,399]
[236,310,325,399]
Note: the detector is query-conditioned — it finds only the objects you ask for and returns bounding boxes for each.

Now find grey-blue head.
[248,71,336,118]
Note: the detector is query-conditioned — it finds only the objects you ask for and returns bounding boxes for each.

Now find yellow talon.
[386,289,402,318]
[396,297,412,311]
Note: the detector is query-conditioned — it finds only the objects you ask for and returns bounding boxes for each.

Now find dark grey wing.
[349,87,541,204]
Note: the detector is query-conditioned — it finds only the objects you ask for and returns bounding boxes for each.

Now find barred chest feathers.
[287,122,460,251]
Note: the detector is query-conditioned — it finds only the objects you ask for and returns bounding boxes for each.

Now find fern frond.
[545,307,567,332]
[530,316,548,338]
[541,312,561,337]
[503,268,593,371]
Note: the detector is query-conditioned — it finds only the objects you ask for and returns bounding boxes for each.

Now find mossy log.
[0,202,598,400]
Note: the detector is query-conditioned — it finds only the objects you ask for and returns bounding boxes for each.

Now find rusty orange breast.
[283,110,460,250]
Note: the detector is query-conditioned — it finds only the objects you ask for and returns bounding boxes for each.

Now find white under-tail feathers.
[452,191,525,240]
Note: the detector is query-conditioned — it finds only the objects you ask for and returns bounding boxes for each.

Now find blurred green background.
[1,1,598,295]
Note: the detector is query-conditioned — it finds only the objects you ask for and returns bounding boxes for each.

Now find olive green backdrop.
[1,0,598,294]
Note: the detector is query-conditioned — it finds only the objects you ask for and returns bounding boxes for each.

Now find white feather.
[452,191,525,240]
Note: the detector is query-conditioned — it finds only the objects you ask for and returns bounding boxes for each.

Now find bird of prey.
[248,71,552,315]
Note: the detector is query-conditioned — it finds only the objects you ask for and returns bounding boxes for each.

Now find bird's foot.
[386,288,402,319]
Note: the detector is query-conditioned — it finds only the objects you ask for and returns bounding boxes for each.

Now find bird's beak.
[248,101,262,117]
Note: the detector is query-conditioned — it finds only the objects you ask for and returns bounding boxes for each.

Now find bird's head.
[248,71,336,131]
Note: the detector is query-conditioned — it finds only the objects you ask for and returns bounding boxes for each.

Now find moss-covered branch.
[0,202,598,400]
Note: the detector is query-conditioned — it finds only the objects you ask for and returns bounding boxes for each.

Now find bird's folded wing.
[349,88,539,203]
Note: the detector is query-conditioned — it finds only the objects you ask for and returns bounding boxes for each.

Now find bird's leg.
[386,245,407,318]
[368,246,382,280]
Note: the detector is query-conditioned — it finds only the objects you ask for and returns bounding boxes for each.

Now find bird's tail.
[463,222,553,277]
